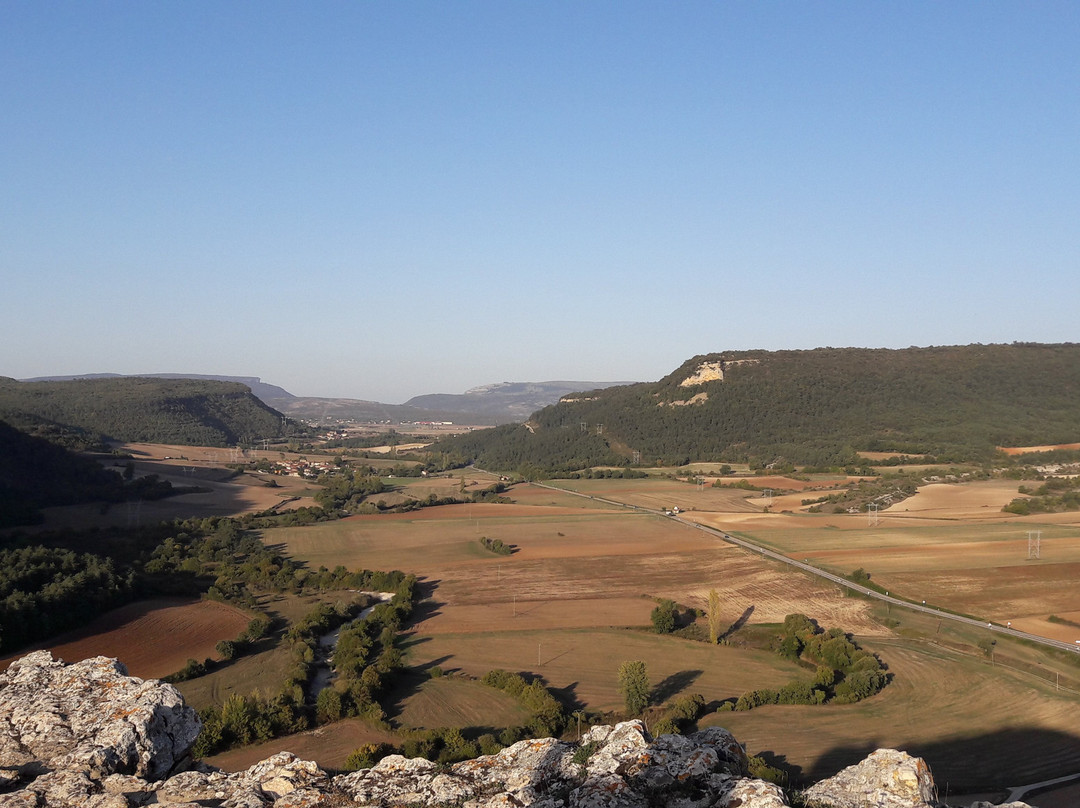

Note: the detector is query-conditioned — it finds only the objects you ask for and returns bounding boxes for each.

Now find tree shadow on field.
[546,680,587,716]
[651,669,703,703]
[405,579,444,628]
[722,606,754,641]
[382,654,456,723]
[754,750,802,787]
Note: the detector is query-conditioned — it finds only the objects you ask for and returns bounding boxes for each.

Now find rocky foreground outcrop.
[0,652,1031,807]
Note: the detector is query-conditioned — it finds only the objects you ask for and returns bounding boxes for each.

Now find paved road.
[530,480,1080,657]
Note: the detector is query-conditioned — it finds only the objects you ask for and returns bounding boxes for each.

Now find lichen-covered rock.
[801,748,936,808]
[337,722,773,808]
[723,777,788,807]
[0,651,200,782]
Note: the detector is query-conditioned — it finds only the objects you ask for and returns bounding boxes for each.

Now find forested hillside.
[20,373,296,405]
[0,421,129,527]
[0,377,296,449]
[430,343,1080,471]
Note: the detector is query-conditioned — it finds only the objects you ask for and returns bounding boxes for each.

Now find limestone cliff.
[0,652,1032,808]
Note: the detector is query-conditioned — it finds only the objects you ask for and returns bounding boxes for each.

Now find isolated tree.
[707,588,723,644]
[651,599,678,634]
[617,660,650,715]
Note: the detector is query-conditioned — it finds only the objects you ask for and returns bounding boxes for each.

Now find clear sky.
[2,3,1078,402]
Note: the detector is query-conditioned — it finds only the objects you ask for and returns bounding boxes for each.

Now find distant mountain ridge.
[403,380,635,420]
[20,373,295,404]
[18,374,632,424]
[428,343,1080,471]
[265,395,494,426]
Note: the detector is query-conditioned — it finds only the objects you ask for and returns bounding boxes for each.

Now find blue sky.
[3,2,1078,402]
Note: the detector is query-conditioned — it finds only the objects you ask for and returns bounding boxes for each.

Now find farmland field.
[732,520,1080,628]
[256,474,1080,786]
[22,455,1080,789]
[387,674,531,730]
[175,591,363,712]
[275,502,880,634]
[206,717,400,771]
[0,598,250,680]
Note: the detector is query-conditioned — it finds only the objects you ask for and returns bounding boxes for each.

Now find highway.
[530,480,1080,657]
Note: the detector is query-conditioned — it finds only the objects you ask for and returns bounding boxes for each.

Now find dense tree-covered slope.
[21,373,296,404]
[0,420,131,527]
[430,344,1080,471]
[0,377,294,448]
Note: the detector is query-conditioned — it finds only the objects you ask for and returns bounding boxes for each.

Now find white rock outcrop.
[0,653,1038,808]
[0,651,200,782]
[801,748,938,808]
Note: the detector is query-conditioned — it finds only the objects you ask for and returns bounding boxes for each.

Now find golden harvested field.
[706,635,1080,789]
[276,502,880,636]
[887,480,1027,518]
[736,518,1080,626]
[388,675,531,730]
[1000,442,1080,455]
[398,628,807,713]
[1,598,250,680]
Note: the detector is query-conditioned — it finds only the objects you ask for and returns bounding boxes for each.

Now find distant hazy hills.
[428,343,1080,471]
[403,381,636,421]
[19,374,632,425]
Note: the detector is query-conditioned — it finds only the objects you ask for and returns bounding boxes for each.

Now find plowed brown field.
[2,598,250,680]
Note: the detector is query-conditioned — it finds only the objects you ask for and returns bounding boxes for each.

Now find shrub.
[215,639,238,660]
[344,742,395,770]
[747,754,786,785]
[479,536,513,555]
[165,657,211,682]
[572,740,600,766]
[666,693,705,722]
[652,716,681,736]
[477,733,503,756]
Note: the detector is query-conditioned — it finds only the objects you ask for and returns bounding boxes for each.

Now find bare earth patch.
[999,442,1080,455]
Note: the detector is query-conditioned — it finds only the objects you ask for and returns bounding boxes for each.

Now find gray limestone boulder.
[801,748,936,808]
[0,651,200,782]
